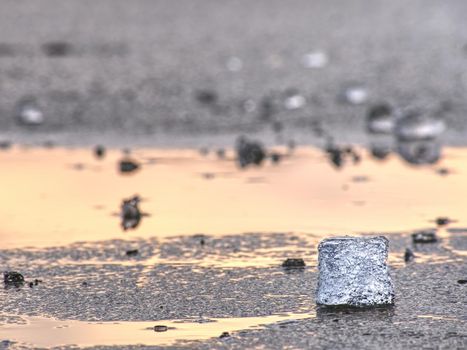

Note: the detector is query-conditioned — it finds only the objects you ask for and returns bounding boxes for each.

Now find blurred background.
[1,0,466,146]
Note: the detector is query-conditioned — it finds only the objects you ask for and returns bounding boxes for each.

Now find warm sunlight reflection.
[0,146,466,248]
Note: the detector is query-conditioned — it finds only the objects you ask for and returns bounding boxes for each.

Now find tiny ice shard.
[283,90,306,110]
[15,97,44,126]
[366,103,394,134]
[301,51,328,69]
[316,236,394,307]
[394,109,445,141]
[341,85,368,105]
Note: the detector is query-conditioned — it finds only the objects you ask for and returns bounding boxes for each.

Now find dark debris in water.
[404,248,415,263]
[119,158,140,174]
[120,196,143,231]
[235,136,266,168]
[153,325,168,332]
[94,145,106,159]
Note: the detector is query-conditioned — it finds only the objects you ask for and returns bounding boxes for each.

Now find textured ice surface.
[316,236,394,307]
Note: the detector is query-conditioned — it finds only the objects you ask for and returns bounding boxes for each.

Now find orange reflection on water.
[0,146,466,248]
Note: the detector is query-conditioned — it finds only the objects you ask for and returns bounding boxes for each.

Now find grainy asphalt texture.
[0,0,467,146]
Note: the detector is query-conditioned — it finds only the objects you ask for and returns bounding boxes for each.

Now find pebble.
[235,136,266,168]
[3,271,24,287]
[153,325,168,332]
[404,248,415,263]
[126,249,139,257]
[195,90,218,106]
[412,230,437,244]
[119,158,140,173]
[219,331,231,339]
[94,145,106,159]
[282,258,306,269]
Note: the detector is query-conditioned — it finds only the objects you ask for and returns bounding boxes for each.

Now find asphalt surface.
[1,0,467,146]
[0,231,466,349]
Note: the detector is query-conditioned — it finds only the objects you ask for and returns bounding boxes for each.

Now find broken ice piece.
[341,85,368,105]
[15,97,44,126]
[301,51,328,69]
[366,103,394,134]
[412,230,437,244]
[394,109,445,141]
[316,236,394,307]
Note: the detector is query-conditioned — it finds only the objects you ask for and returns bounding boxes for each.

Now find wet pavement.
[0,146,466,349]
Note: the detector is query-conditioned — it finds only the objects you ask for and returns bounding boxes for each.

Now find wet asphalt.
[1,1,467,348]
[1,0,467,147]
[0,231,466,349]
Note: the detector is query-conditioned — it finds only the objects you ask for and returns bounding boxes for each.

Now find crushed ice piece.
[316,236,394,307]
[394,109,445,141]
[301,51,328,69]
[341,86,368,105]
[284,94,306,110]
[16,98,44,126]
[366,103,394,134]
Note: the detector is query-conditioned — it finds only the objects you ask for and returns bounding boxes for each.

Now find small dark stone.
[457,280,467,284]
[42,42,73,57]
[287,140,296,153]
[282,258,306,269]
[258,96,276,121]
[82,281,88,287]
[154,325,168,332]
[219,331,231,339]
[34,279,42,286]
[216,148,226,159]
[3,271,24,287]
[195,90,218,105]
[368,103,392,120]
[94,145,106,159]
[0,140,12,150]
[199,147,210,156]
[235,136,266,168]
[270,152,282,164]
[436,167,450,176]
[404,248,415,263]
[28,282,34,288]
[272,120,284,133]
[412,230,437,244]
[119,158,140,173]
[126,249,139,257]
[200,238,205,246]
[435,217,450,226]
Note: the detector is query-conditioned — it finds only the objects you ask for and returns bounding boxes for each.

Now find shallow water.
[0,145,466,349]
[0,146,466,248]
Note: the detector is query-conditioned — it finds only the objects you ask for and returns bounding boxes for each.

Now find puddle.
[0,312,315,348]
[0,146,467,248]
